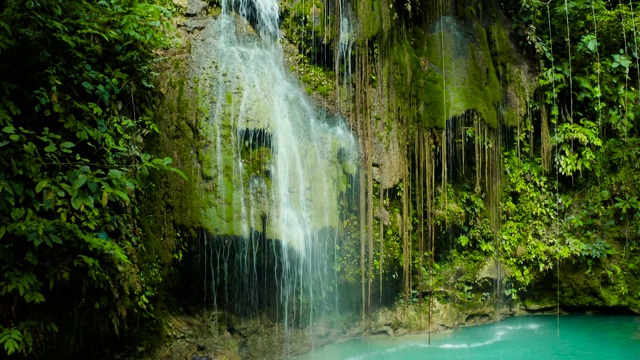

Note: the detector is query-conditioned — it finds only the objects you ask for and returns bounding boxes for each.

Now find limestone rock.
[172,0,188,9]
[372,127,404,189]
[521,299,556,312]
[477,258,510,281]
[375,206,391,225]
[178,19,208,33]
[176,0,206,17]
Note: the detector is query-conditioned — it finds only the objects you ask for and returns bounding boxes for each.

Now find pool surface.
[298,315,640,359]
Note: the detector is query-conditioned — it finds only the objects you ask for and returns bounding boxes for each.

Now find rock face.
[369,296,515,337]
[173,0,208,17]
[477,258,510,281]
[372,126,405,189]
[147,314,241,360]
[150,311,365,360]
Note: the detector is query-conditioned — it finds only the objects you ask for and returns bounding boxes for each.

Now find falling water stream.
[190,0,359,347]
[336,0,354,110]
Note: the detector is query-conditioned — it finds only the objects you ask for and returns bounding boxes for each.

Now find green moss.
[176,78,188,114]
[282,0,333,56]
[225,91,233,105]
[390,19,511,130]
[298,61,335,96]
[356,0,382,41]
[143,56,205,265]
[503,108,519,126]
[317,85,328,97]
[489,23,515,81]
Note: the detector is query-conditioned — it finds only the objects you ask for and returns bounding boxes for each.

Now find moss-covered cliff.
[275,0,640,318]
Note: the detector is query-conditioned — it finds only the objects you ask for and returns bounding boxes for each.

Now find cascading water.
[189,0,359,351]
[335,0,354,111]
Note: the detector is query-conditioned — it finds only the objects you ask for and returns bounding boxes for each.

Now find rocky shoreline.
[143,297,580,360]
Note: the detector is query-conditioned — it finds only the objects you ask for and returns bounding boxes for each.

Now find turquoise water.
[298,315,640,359]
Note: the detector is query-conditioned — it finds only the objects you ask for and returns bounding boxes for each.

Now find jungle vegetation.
[0,0,190,357]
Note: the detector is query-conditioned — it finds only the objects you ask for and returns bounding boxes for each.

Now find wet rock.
[371,325,394,336]
[520,298,556,312]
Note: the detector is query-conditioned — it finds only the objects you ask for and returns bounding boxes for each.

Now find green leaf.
[25,291,45,303]
[114,190,130,202]
[43,235,52,247]
[619,59,631,68]
[108,169,123,178]
[49,234,63,245]
[2,125,15,133]
[82,81,94,91]
[33,235,43,247]
[87,181,98,193]
[10,207,25,221]
[73,176,87,190]
[60,141,74,148]
[35,180,49,193]
[101,191,108,206]
[169,167,188,180]
[44,143,56,152]
[0,330,10,343]
[3,338,19,355]
[71,197,82,210]
[23,142,36,154]
[0,226,5,240]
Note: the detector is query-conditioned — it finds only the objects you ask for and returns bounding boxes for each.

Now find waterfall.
[190,0,359,344]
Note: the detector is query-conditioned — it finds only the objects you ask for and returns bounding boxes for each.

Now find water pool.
[298,315,640,359]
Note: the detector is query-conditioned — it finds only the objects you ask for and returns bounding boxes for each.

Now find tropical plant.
[0,0,181,356]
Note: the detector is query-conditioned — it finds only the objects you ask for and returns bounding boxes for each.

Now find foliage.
[500,143,639,303]
[500,0,640,304]
[281,0,334,67]
[0,0,181,357]
[500,151,560,290]
[516,0,639,176]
